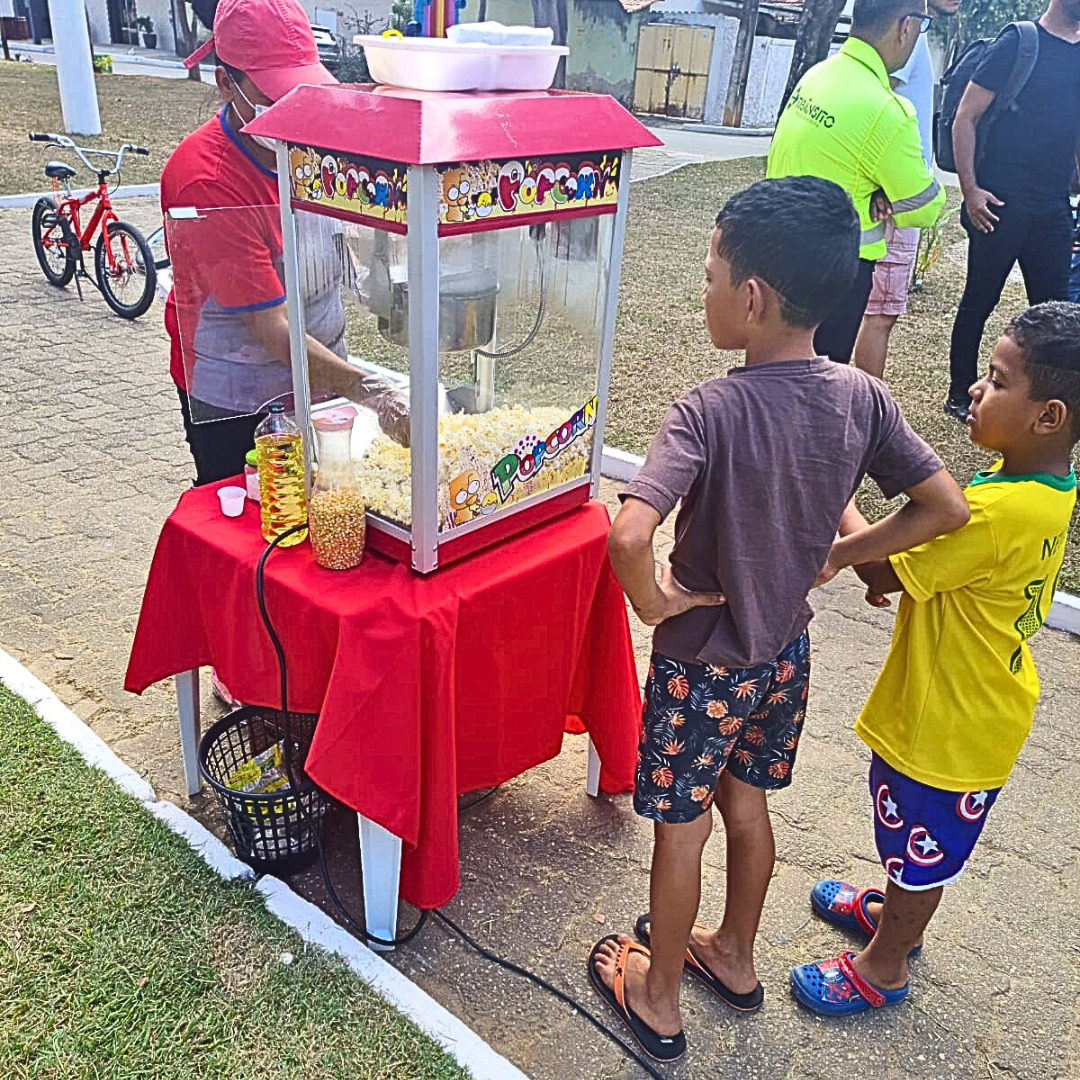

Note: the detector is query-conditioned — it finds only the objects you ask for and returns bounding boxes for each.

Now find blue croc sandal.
[810,880,922,959]
[790,952,908,1016]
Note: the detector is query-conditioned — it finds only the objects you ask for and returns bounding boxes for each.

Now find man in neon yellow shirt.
[789,302,1080,1015]
[767,0,946,363]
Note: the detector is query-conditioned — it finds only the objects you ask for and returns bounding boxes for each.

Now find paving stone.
[1,198,1078,1079]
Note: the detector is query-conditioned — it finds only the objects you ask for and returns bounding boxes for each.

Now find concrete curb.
[0,645,530,1080]
[600,449,1080,636]
[0,184,160,210]
[258,877,530,1080]
[14,40,215,73]
[687,123,774,137]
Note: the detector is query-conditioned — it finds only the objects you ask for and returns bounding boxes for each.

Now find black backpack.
[935,21,1039,173]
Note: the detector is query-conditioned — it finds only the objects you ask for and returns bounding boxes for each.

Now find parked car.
[310,24,342,72]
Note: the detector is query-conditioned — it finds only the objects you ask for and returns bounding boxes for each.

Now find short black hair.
[221,62,246,87]
[852,0,919,36]
[713,176,860,329]
[1006,302,1080,444]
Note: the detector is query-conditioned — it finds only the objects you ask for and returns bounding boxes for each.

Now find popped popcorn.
[353,405,592,528]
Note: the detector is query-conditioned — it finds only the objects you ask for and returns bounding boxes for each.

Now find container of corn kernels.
[309,487,367,570]
[310,409,366,570]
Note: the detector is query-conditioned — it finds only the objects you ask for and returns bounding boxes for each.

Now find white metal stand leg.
[586,735,601,798]
[357,813,402,951]
[175,668,201,797]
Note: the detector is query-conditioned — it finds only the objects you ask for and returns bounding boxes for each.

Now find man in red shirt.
[163,0,407,485]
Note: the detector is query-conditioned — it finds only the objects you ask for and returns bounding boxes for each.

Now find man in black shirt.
[945,0,1080,420]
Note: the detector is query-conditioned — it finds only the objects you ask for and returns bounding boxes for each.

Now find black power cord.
[254,524,670,1078]
[255,522,428,949]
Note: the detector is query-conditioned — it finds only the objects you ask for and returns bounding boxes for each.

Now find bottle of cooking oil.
[254,401,308,547]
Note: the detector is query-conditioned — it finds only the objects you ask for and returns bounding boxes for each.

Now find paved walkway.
[1,199,1078,1079]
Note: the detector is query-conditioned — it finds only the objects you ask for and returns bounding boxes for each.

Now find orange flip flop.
[587,935,686,1062]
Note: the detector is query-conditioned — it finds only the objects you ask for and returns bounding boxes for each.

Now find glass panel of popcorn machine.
[433,215,613,533]
[297,215,415,528]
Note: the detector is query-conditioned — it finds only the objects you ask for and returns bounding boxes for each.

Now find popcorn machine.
[246,85,661,572]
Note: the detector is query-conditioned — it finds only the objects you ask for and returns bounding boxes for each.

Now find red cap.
[184,0,336,101]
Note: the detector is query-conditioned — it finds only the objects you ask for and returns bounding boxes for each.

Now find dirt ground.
[0,62,213,194]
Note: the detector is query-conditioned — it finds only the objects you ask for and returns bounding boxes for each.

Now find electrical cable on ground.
[255,526,669,1077]
[256,523,428,949]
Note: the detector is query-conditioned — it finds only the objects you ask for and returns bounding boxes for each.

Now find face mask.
[233,83,278,152]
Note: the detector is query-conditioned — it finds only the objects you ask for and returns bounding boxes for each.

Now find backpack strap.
[999,21,1040,108]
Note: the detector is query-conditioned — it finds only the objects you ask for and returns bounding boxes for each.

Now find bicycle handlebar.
[27,132,150,173]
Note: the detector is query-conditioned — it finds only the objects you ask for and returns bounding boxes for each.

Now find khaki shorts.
[864,224,919,317]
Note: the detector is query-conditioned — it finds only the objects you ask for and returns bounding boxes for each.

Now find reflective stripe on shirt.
[891,179,942,215]
[861,222,887,246]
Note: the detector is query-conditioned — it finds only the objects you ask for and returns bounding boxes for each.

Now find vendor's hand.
[636,566,726,626]
[372,390,410,447]
[352,372,411,447]
[864,587,891,608]
[869,189,893,224]
[963,187,1004,233]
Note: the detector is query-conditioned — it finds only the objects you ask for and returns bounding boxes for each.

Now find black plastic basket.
[198,705,332,875]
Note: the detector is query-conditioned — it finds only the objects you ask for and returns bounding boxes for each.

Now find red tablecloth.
[125,482,641,908]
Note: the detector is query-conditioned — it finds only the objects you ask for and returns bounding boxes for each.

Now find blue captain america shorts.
[870,753,1001,891]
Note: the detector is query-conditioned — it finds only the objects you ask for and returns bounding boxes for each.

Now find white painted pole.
[46,0,101,136]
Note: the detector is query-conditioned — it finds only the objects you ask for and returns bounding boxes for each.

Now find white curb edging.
[0,650,157,802]
[258,877,530,1080]
[0,645,531,1080]
[600,449,1080,636]
[0,184,160,210]
[144,799,255,882]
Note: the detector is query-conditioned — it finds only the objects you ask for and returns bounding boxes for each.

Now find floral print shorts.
[634,632,811,824]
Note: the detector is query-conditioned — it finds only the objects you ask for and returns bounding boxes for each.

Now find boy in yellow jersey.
[790,301,1079,1016]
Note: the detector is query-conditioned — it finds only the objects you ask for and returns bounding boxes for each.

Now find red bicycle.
[29,132,157,320]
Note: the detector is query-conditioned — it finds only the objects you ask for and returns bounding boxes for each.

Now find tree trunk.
[173,0,203,81]
[531,0,567,88]
[478,0,488,19]
[778,0,846,118]
[722,0,760,128]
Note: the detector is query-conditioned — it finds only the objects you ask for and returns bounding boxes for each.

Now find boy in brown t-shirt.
[587,176,971,1062]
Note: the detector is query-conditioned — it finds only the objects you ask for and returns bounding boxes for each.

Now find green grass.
[0,684,469,1080]
[0,62,211,196]
[614,158,1080,592]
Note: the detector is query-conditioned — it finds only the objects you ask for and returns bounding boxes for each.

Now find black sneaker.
[943,395,970,422]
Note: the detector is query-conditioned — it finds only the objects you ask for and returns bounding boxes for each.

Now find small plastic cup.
[217,485,247,518]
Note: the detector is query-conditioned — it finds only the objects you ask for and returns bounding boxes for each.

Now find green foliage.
[391,0,411,33]
[335,47,372,83]
[956,0,1044,47]
[91,54,113,74]
[135,14,153,32]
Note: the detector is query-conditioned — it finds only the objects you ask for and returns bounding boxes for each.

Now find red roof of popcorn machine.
[244,84,663,164]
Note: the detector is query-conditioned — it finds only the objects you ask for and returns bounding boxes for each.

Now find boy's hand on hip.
[813,551,842,588]
[635,565,726,626]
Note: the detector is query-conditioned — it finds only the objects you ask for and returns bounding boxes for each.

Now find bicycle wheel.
[31,197,76,287]
[94,219,156,319]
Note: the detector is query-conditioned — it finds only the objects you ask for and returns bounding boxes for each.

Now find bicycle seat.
[45,161,77,181]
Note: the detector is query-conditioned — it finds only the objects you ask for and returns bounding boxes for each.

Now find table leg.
[175,668,202,797]
[586,735,601,798]
[357,813,402,951]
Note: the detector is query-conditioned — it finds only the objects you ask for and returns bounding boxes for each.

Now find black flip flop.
[587,935,687,1062]
[634,913,764,1013]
